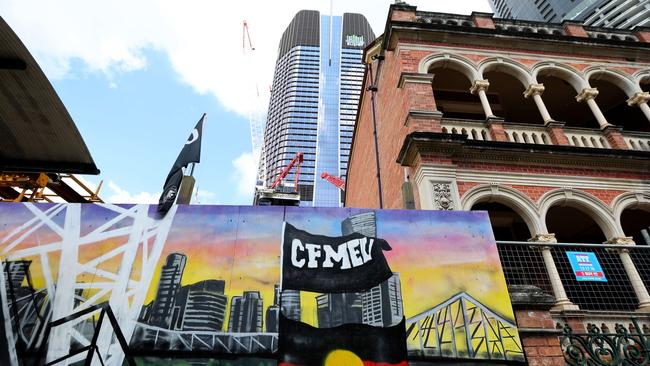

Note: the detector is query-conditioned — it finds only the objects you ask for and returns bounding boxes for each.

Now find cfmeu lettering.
[291,238,374,269]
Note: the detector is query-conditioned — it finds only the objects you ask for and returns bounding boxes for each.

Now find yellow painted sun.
[324,349,364,366]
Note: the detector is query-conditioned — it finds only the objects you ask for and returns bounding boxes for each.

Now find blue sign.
[567,251,607,282]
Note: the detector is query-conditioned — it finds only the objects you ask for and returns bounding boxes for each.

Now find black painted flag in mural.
[279,313,408,366]
[281,222,393,293]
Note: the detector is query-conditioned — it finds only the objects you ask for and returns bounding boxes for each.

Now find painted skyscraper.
[489,0,650,29]
[262,10,375,207]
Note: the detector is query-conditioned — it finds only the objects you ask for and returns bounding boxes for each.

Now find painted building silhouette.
[149,253,187,328]
[228,291,263,332]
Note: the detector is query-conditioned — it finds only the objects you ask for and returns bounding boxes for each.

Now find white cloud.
[1,0,491,118]
[231,152,257,199]
[192,187,220,205]
[106,181,159,204]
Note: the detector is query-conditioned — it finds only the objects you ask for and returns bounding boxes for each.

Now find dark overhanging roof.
[0,16,99,175]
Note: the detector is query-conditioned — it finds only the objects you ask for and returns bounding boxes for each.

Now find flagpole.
[189,163,195,177]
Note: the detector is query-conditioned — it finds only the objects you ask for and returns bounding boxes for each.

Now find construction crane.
[271,152,304,191]
[254,152,303,206]
[320,172,345,191]
[242,20,266,187]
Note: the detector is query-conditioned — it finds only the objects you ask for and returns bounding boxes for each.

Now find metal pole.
[368,62,384,209]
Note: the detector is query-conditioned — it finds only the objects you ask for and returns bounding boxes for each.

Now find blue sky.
[1,0,491,205]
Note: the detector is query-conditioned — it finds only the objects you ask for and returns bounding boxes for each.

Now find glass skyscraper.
[489,0,650,29]
[262,10,375,207]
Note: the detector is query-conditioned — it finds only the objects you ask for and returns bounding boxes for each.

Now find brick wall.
[346,50,412,209]
[563,23,589,38]
[515,310,566,366]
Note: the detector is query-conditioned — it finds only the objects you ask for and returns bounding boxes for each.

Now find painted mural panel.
[0,203,524,365]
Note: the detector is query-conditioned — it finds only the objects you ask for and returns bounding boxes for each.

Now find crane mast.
[242,20,266,188]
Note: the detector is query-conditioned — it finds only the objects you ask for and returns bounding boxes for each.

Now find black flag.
[279,313,408,366]
[281,223,393,293]
[157,114,205,213]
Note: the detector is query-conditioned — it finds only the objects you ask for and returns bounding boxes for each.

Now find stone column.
[524,84,553,123]
[529,234,580,311]
[470,80,495,119]
[575,88,611,129]
[606,237,650,312]
[627,91,650,123]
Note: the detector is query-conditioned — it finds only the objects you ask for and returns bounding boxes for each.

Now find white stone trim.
[538,188,621,239]
[584,66,641,97]
[611,191,650,229]
[460,183,543,236]
[398,43,650,71]
[478,57,534,86]
[634,69,650,86]
[414,165,461,210]
[418,52,481,80]
[532,61,590,93]
[449,168,650,192]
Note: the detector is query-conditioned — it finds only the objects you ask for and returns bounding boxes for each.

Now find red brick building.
[346,4,650,365]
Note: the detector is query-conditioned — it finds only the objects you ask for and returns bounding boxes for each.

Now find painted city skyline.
[0,203,522,361]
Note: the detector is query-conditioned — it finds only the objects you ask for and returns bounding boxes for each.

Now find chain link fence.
[497,242,650,311]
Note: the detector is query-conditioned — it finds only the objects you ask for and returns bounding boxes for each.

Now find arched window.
[483,67,542,124]
[589,72,649,132]
[621,207,650,245]
[536,67,597,128]
[640,75,650,93]
[429,60,482,120]
[546,206,607,243]
[471,202,532,241]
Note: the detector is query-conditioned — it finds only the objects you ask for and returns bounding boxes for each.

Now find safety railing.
[496,241,650,312]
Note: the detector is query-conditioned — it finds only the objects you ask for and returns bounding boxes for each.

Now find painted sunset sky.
[147,205,514,327]
[0,203,515,330]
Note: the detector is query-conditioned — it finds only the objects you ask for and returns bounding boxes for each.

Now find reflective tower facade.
[489,0,650,29]
[262,10,375,207]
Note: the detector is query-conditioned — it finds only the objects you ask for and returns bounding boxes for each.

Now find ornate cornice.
[397,72,435,88]
[397,132,650,172]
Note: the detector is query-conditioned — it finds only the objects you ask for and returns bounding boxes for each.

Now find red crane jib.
[320,172,345,191]
[270,152,304,191]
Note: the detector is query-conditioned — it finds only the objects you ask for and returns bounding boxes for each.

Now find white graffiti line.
[1,203,63,242]
[23,203,66,238]
[70,328,90,349]
[6,242,62,260]
[79,246,127,271]
[82,205,144,240]
[192,334,212,349]
[69,295,106,318]
[40,252,56,304]
[1,204,65,255]
[79,227,133,246]
[74,282,116,290]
